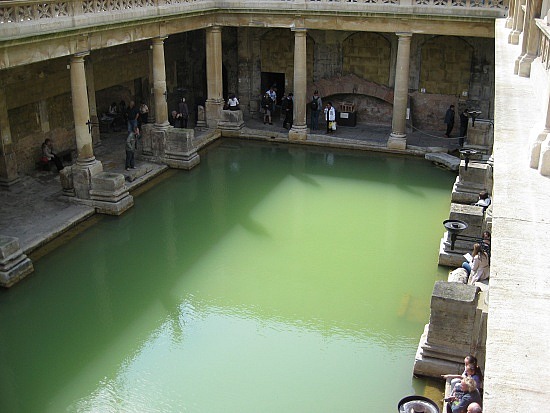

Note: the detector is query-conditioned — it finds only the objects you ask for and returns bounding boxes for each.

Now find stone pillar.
[388,33,412,150]
[0,85,19,187]
[530,90,550,170]
[518,0,543,77]
[205,26,224,128]
[70,52,103,200]
[85,57,101,146]
[509,0,525,45]
[413,281,485,378]
[152,36,169,129]
[505,0,516,28]
[289,28,308,141]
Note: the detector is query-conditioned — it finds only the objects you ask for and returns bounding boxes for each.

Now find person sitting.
[474,190,491,211]
[227,93,240,111]
[466,402,482,413]
[41,138,64,172]
[462,243,490,284]
[442,355,484,394]
[446,377,482,413]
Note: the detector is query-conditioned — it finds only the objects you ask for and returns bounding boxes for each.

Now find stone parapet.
[89,172,134,215]
[0,235,34,288]
[413,281,486,378]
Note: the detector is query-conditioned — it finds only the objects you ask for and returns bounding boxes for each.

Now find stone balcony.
[0,0,508,40]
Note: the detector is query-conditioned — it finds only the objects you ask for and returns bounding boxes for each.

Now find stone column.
[70,52,103,199]
[518,0,543,77]
[71,52,95,165]
[535,94,550,175]
[205,26,224,128]
[388,33,412,150]
[505,0,516,28]
[85,57,101,146]
[152,36,169,128]
[0,85,19,186]
[289,28,308,141]
[508,0,525,45]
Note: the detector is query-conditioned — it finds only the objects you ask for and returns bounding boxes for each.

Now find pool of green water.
[0,140,455,412]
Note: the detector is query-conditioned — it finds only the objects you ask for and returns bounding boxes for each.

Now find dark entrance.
[261,72,285,105]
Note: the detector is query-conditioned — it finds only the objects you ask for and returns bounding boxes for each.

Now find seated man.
[41,138,64,172]
[474,190,491,211]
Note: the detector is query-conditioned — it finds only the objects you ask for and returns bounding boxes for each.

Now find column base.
[518,54,535,78]
[205,99,224,129]
[538,134,550,177]
[0,176,20,187]
[0,236,34,288]
[387,133,407,150]
[508,30,520,45]
[289,125,308,141]
[71,159,104,200]
[529,128,549,169]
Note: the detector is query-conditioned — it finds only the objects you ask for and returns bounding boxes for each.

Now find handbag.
[331,121,337,131]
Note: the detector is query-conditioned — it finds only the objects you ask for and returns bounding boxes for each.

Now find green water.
[0,140,454,413]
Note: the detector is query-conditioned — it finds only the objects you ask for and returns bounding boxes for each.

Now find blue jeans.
[311,110,320,130]
[462,262,471,275]
[128,119,138,133]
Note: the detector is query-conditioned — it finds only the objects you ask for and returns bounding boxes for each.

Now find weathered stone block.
[0,236,34,288]
[451,161,491,204]
[163,128,200,170]
[0,235,20,261]
[449,203,484,237]
[425,152,460,171]
[218,109,245,134]
[91,172,125,192]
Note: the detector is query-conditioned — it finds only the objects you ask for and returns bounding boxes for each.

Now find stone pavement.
[482,19,550,412]
[0,115,457,258]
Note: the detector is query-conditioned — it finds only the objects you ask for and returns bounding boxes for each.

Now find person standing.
[459,108,469,146]
[178,98,189,128]
[127,100,139,133]
[139,101,149,126]
[266,85,277,124]
[261,92,272,125]
[282,93,293,129]
[310,90,322,131]
[324,102,336,134]
[444,104,455,138]
[125,126,139,170]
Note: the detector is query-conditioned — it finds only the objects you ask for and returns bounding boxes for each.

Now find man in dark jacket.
[444,104,455,138]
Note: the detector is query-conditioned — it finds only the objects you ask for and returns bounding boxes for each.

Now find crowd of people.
[442,355,484,413]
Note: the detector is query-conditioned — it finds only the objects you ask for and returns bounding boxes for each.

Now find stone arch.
[260,29,314,94]
[419,36,473,96]
[342,32,391,87]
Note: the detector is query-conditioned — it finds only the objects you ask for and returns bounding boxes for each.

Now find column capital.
[72,51,90,61]
[291,27,307,34]
[152,36,168,45]
[396,32,413,39]
[207,25,222,33]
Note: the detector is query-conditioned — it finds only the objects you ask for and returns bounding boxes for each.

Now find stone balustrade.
[0,0,508,35]
[536,18,550,71]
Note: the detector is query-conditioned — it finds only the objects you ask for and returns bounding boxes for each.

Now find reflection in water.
[0,140,453,412]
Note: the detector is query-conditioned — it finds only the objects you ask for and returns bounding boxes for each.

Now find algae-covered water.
[0,140,454,412]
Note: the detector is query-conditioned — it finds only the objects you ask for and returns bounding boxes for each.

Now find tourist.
[310,90,322,131]
[41,138,64,172]
[125,126,139,170]
[324,102,336,134]
[139,101,149,125]
[474,190,491,211]
[466,402,482,413]
[446,377,482,413]
[462,243,490,284]
[261,92,273,125]
[444,104,455,138]
[127,100,140,133]
[266,85,277,123]
[178,97,189,128]
[442,355,484,394]
[282,93,293,129]
[227,93,240,110]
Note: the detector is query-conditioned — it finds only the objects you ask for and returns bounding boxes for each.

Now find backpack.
[261,95,270,109]
[311,97,318,111]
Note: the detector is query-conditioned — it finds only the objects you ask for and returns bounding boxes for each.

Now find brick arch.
[419,36,474,96]
[310,74,394,105]
[342,32,392,86]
